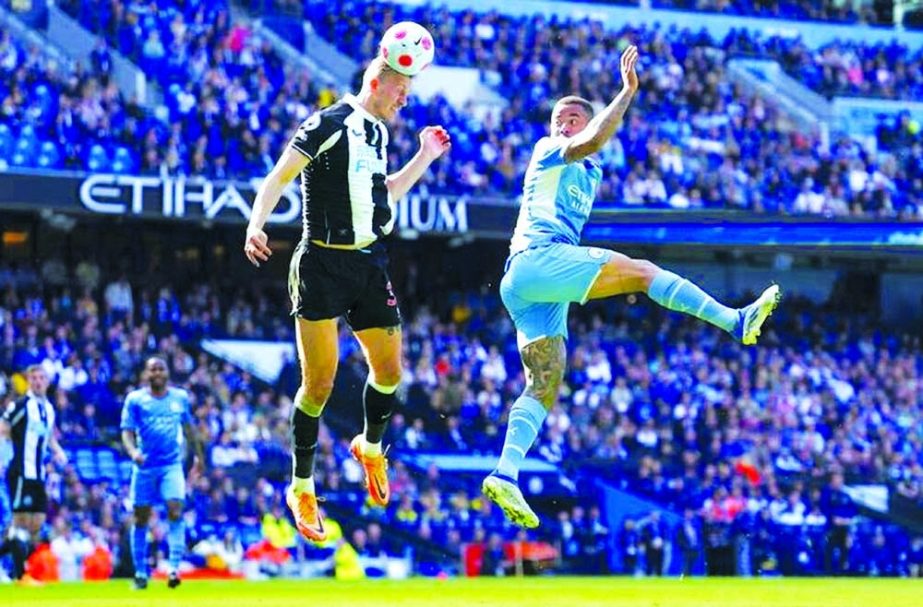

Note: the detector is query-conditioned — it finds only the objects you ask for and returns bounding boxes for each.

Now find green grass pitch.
[3,577,920,607]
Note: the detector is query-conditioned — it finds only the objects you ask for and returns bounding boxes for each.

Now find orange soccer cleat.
[349,435,391,506]
[286,486,327,542]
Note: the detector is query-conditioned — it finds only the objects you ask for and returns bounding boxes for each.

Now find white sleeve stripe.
[9,409,26,427]
[316,130,342,157]
[289,146,314,161]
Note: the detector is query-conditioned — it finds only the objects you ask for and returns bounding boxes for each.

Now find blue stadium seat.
[97,449,119,482]
[36,140,61,169]
[14,135,36,158]
[110,146,135,174]
[18,124,36,141]
[0,124,12,157]
[75,448,99,482]
[86,144,110,173]
[33,84,54,118]
[10,150,32,167]
[119,460,133,484]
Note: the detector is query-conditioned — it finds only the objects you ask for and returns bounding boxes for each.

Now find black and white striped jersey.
[288,94,395,247]
[2,392,56,481]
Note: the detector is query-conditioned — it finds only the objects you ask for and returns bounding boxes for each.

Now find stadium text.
[78,175,301,224]
[397,194,469,233]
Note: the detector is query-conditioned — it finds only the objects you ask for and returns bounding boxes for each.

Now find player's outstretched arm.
[562,45,639,163]
[386,126,451,203]
[245,148,310,267]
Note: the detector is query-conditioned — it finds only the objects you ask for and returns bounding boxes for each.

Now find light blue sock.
[648,270,739,333]
[495,395,548,482]
[131,525,148,578]
[167,519,185,574]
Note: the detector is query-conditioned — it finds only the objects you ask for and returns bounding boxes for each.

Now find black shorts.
[288,240,401,331]
[7,470,47,514]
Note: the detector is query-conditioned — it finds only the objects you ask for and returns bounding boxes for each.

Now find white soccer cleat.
[738,284,781,345]
[482,474,539,529]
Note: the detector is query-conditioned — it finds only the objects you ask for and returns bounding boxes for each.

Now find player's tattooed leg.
[521,335,566,410]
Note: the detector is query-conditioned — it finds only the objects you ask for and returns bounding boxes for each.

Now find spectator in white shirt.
[50,520,94,581]
[104,274,133,322]
[793,178,826,214]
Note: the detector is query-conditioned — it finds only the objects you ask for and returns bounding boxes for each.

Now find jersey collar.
[343,93,382,125]
[26,391,49,403]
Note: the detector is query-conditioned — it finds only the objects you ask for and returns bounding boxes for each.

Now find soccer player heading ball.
[482,46,781,528]
[244,38,450,540]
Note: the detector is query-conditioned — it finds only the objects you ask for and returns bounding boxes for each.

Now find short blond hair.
[362,56,405,90]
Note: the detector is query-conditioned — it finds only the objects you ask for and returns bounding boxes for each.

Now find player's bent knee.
[300,382,334,412]
[370,367,402,388]
[633,259,661,288]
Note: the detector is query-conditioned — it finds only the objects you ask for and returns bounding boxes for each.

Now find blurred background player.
[120,357,204,589]
[0,365,67,583]
[483,46,781,528]
[243,57,451,542]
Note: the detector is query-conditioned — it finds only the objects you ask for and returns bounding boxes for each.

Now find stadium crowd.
[0,1,921,219]
[265,0,892,27]
[304,0,923,217]
[1,253,922,579]
[649,0,881,25]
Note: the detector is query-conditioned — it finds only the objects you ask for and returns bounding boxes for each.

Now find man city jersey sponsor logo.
[567,184,594,214]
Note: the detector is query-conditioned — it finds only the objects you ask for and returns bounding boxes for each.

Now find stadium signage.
[77,174,301,224]
[77,175,471,233]
[397,193,469,234]
[3,171,921,250]
[0,170,493,235]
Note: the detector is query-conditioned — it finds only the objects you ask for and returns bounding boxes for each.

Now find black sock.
[10,539,29,579]
[363,382,397,444]
[291,407,320,478]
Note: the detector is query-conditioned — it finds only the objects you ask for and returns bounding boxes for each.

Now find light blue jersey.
[509,136,603,255]
[502,136,614,347]
[120,387,192,468]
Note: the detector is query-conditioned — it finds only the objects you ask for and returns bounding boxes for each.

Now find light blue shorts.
[130,462,185,506]
[500,243,614,348]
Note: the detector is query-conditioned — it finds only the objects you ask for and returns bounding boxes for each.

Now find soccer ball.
[379,21,435,77]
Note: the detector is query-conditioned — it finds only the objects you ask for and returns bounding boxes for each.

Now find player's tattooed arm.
[521,336,566,409]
